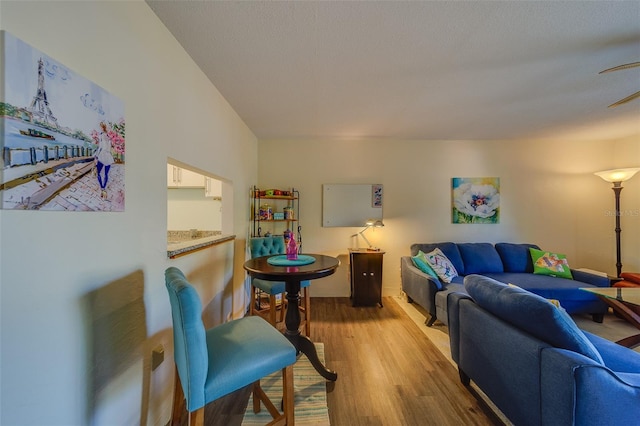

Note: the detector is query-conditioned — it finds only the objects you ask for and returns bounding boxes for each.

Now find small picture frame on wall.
[452,177,500,224]
[372,184,383,208]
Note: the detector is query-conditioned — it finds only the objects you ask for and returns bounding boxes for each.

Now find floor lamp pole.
[612,184,623,278]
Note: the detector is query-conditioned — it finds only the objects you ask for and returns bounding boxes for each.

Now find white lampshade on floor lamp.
[594,167,640,277]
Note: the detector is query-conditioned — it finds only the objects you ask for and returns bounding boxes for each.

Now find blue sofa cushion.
[464,274,603,363]
[482,272,608,315]
[458,243,504,274]
[410,242,465,275]
[495,243,540,272]
[482,273,595,300]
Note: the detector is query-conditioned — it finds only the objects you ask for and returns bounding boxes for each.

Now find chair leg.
[269,294,278,326]
[252,381,261,414]
[251,371,294,425]
[170,367,185,426]
[252,380,283,420]
[188,408,204,426]
[279,293,286,323]
[250,286,257,316]
[282,365,294,425]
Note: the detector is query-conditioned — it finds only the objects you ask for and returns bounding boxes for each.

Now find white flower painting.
[452,177,500,224]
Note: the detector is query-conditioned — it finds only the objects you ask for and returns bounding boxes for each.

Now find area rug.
[242,343,330,425]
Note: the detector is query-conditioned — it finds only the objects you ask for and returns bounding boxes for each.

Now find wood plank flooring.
[197,296,503,425]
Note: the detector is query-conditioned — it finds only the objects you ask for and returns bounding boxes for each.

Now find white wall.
[259,137,640,297]
[0,2,257,425]
[167,188,222,231]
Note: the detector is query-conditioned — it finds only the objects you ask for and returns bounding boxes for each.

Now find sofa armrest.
[571,269,610,287]
[585,331,640,372]
[400,256,441,317]
[621,272,640,284]
[447,292,473,365]
[541,348,640,425]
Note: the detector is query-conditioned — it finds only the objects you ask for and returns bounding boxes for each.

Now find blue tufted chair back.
[165,267,208,411]
[250,236,286,258]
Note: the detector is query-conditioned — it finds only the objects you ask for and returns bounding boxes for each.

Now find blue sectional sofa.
[400,242,609,326]
[448,275,640,426]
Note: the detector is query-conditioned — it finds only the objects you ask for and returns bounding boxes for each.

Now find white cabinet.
[167,165,205,188]
[205,177,222,198]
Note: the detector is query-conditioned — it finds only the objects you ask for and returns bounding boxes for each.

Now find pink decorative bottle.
[286,232,298,260]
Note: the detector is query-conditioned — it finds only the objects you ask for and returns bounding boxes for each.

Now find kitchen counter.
[167,230,235,258]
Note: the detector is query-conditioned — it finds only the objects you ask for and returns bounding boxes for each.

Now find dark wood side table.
[349,248,384,307]
[244,254,340,381]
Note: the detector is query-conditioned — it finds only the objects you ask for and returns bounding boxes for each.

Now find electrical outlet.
[152,345,164,371]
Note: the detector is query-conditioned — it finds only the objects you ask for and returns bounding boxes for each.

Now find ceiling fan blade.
[608,90,640,108]
[599,62,640,74]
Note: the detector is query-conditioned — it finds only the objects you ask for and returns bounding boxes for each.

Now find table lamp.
[354,219,384,251]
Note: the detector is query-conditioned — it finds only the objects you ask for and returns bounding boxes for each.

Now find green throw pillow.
[411,251,440,281]
[529,248,573,279]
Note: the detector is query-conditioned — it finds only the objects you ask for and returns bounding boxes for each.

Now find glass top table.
[580,287,640,348]
[580,287,640,306]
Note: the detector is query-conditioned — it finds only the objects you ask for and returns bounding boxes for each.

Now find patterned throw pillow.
[529,248,573,279]
[411,251,442,287]
[424,248,458,283]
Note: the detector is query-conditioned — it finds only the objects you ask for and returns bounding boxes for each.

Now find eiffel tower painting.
[27,57,58,127]
[2,31,126,211]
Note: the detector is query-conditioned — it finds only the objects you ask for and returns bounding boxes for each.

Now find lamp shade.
[594,168,640,183]
[364,219,384,227]
[364,219,384,228]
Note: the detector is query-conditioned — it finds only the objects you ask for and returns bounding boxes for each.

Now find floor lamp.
[594,167,640,277]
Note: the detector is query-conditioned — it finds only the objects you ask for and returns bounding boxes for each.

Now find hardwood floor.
[197,297,503,425]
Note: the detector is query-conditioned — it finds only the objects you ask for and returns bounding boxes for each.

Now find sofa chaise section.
[400,242,609,326]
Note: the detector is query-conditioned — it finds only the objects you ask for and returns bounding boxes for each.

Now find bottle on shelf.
[283,206,294,220]
[286,232,298,260]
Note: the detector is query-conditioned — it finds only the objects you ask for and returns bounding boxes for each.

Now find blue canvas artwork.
[1,31,125,211]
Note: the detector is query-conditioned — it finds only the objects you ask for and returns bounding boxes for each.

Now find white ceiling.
[146,1,640,141]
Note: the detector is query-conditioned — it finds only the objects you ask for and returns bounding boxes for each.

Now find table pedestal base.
[286,332,338,381]
[285,284,337,381]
